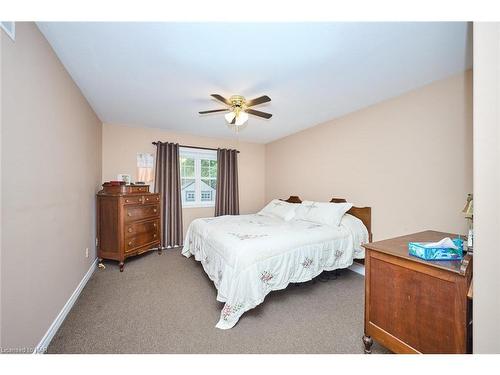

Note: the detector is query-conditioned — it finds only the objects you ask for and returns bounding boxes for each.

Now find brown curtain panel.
[215,148,239,216]
[154,142,183,247]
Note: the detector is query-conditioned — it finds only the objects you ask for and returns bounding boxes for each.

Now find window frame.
[179,147,217,208]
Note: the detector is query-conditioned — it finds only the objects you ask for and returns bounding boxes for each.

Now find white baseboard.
[348,261,365,276]
[34,258,98,354]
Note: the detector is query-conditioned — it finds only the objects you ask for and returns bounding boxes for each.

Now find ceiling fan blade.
[246,95,271,107]
[245,108,273,119]
[231,116,236,125]
[199,109,229,114]
[211,94,232,106]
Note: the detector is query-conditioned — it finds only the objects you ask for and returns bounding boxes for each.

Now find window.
[180,147,217,207]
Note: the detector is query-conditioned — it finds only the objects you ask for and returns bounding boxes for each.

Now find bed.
[181,196,372,329]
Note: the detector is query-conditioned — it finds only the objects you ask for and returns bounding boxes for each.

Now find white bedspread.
[182,213,368,329]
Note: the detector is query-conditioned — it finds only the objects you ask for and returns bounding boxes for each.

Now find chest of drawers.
[362,231,472,353]
[97,184,161,271]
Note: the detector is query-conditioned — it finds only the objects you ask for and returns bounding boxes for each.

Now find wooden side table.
[362,230,472,354]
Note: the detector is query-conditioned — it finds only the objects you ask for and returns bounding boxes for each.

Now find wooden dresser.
[362,230,472,354]
[97,184,161,271]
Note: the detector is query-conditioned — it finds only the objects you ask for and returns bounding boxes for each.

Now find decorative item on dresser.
[362,230,473,354]
[96,182,161,272]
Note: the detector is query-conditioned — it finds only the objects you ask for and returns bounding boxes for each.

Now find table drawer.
[125,204,159,222]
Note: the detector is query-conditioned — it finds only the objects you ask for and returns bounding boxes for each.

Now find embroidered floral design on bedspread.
[229,233,269,240]
[306,223,323,229]
[260,271,274,285]
[247,220,270,227]
[301,257,313,268]
[221,303,244,321]
[334,250,344,259]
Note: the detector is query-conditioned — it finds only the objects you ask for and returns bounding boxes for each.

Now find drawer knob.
[128,227,133,233]
[127,212,132,217]
[125,199,130,203]
[153,234,157,238]
[128,241,132,246]
[145,197,149,201]
[153,223,157,227]
[156,197,159,201]
[153,208,157,213]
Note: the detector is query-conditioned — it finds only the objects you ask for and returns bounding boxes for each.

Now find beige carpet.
[47,249,389,354]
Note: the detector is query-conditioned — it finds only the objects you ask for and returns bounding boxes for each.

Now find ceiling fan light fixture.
[235,111,249,126]
[224,111,236,123]
[201,94,272,132]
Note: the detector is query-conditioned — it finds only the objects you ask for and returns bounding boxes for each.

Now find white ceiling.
[37,22,472,143]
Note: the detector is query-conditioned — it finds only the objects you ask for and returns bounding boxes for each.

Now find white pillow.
[294,200,315,220]
[301,201,353,227]
[258,199,297,221]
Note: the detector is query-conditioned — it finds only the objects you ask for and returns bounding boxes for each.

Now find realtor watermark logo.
[0,346,46,354]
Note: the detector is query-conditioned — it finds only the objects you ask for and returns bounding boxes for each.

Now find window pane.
[181,178,195,202]
[201,178,217,191]
[201,166,209,178]
[180,157,195,178]
[209,161,217,178]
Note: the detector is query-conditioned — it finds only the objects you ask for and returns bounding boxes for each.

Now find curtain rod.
[152,142,240,153]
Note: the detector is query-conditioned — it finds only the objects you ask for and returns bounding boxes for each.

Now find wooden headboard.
[282,195,372,242]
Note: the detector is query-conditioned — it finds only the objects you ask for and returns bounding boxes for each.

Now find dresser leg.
[363,335,373,354]
[98,258,106,269]
[158,247,162,255]
[119,261,124,272]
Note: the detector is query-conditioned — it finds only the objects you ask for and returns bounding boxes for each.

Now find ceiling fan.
[199,94,272,132]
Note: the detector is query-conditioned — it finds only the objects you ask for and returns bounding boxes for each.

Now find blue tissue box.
[408,238,463,261]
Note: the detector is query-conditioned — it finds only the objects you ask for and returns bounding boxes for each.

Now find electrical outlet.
[85,248,89,258]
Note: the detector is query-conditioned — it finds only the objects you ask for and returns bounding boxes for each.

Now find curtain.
[215,148,239,216]
[154,142,183,247]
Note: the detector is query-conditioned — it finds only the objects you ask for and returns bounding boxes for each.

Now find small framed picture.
[117,174,131,185]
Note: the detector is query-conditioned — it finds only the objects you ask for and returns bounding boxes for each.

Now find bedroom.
[1,0,499,371]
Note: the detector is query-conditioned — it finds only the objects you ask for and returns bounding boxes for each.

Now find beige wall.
[0,23,102,350]
[472,23,500,354]
[266,71,473,240]
[102,123,266,234]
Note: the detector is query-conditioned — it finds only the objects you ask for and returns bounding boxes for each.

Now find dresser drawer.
[125,204,159,222]
[122,194,160,205]
[123,196,144,205]
[125,219,159,252]
[125,219,159,238]
[142,194,160,204]
[129,185,149,194]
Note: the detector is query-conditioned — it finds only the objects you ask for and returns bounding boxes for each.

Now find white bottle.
[467,228,473,248]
